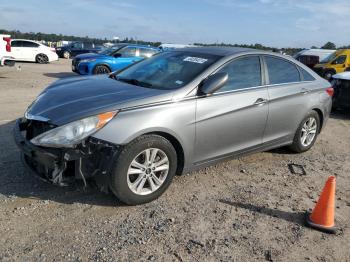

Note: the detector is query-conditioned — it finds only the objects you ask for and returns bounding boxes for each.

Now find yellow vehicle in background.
[313,49,350,80]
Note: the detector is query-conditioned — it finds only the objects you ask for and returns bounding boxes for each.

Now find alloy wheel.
[37,54,48,64]
[300,117,317,147]
[127,148,169,195]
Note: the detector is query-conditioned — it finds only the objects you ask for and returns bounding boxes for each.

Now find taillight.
[3,37,11,52]
[326,87,334,97]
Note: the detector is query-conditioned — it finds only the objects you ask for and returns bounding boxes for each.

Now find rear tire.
[93,65,111,75]
[35,54,49,64]
[109,135,177,205]
[289,111,320,153]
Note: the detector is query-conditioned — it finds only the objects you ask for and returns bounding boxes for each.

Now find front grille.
[25,120,56,140]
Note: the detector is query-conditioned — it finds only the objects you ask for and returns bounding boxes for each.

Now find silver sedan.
[15,47,333,205]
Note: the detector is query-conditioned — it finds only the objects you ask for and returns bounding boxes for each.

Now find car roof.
[120,43,159,49]
[174,46,257,56]
[337,49,350,54]
[12,39,40,43]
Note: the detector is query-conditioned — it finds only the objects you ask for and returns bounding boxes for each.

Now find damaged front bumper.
[14,118,119,190]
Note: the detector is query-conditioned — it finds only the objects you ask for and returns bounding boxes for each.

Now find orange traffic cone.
[306,176,337,234]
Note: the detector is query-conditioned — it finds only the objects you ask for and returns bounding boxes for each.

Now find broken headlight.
[30,111,117,148]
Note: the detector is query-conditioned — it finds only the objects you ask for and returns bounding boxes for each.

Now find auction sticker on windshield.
[183,57,208,64]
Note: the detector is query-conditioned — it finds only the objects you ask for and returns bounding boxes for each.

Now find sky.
[1,0,349,48]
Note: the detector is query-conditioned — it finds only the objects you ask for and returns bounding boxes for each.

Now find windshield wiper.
[116,77,153,88]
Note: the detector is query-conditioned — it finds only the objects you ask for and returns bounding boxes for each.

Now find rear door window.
[265,56,300,85]
[84,42,94,48]
[299,67,316,81]
[22,41,39,48]
[215,56,262,93]
[11,40,23,47]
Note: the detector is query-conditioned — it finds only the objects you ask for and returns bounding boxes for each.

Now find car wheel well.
[312,108,324,132]
[144,132,185,175]
[93,64,111,71]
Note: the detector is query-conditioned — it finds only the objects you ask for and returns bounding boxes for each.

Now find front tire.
[290,111,320,153]
[35,54,49,64]
[93,65,111,75]
[109,135,177,205]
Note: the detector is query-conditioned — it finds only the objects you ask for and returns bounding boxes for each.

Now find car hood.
[74,53,108,60]
[314,63,326,68]
[26,75,173,125]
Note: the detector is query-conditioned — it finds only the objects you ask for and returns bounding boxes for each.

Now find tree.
[321,42,336,50]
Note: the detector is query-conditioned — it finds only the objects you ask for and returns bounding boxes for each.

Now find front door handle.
[253,98,268,106]
[300,88,310,95]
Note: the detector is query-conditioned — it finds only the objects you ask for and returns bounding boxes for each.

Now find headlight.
[80,58,96,63]
[30,111,117,148]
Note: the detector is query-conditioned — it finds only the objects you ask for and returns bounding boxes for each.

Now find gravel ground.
[0,60,349,262]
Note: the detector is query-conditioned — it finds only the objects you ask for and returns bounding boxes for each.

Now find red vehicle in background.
[0,34,15,67]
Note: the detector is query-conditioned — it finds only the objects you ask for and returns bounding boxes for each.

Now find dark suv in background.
[56,41,103,59]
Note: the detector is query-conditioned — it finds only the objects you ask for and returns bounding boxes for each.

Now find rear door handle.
[253,98,268,106]
[301,88,310,94]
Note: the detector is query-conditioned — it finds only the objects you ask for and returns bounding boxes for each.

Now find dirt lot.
[0,60,349,262]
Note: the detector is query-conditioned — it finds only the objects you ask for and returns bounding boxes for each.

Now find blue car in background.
[72,44,160,75]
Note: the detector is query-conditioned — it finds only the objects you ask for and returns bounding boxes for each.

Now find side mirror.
[114,53,122,58]
[199,72,228,95]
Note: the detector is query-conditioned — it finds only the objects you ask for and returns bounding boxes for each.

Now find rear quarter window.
[299,67,316,81]
[84,43,94,48]
[139,48,158,58]
[265,56,300,85]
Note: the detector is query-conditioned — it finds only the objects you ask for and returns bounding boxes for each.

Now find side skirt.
[183,137,292,174]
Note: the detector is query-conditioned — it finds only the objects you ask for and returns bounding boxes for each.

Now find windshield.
[320,52,337,63]
[99,45,124,55]
[115,51,222,90]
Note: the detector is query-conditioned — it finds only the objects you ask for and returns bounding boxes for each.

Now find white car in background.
[10,39,58,64]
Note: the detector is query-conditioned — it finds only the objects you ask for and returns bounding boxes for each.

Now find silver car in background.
[14,47,333,205]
